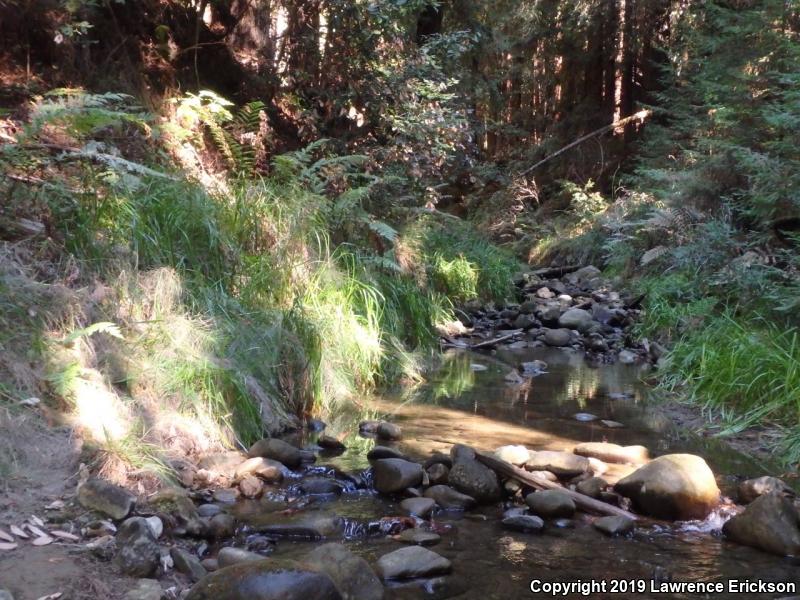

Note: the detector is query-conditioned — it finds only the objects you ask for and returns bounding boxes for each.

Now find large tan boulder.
[574,442,649,465]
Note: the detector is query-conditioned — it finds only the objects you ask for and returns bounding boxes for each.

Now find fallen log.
[531,265,581,279]
[470,331,522,350]
[476,452,639,520]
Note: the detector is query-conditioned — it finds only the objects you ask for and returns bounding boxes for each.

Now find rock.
[738,476,794,504]
[0,591,13,600]
[257,515,343,540]
[448,456,502,504]
[395,529,441,546]
[558,308,594,333]
[576,477,607,499]
[574,442,649,465]
[207,513,236,540]
[368,446,406,461]
[185,560,342,600]
[77,478,136,520]
[536,304,562,326]
[299,477,344,496]
[586,457,609,476]
[372,459,423,494]
[520,360,547,376]
[306,418,326,432]
[501,515,544,534]
[148,487,204,537]
[375,547,452,580]
[145,516,164,539]
[239,476,264,498]
[618,349,638,364]
[614,454,720,520]
[376,422,402,441]
[116,517,160,577]
[202,558,219,572]
[493,445,530,466]
[584,333,608,352]
[723,494,800,557]
[424,485,476,510]
[400,497,436,518]
[526,451,590,478]
[568,265,602,285]
[171,547,208,582]
[594,516,635,537]
[536,287,555,299]
[450,444,476,462]
[197,504,221,518]
[234,457,285,482]
[318,435,346,451]
[248,439,304,469]
[525,490,576,518]
[513,314,539,330]
[217,547,266,568]
[359,420,381,434]
[124,579,163,600]
[213,488,239,504]
[543,328,572,347]
[426,463,449,485]
[305,543,384,600]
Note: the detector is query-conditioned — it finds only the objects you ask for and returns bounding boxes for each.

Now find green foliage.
[432,254,479,303]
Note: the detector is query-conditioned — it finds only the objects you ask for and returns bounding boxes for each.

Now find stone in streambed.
[306,543,384,600]
[368,446,406,461]
[593,516,635,537]
[78,477,136,520]
[317,435,346,451]
[574,442,649,465]
[543,328,572,347]
[171,547,208,582]
[614,454,719,520]
[115,517,160,577]
[558,308,594,333]
[424,485,476,510]
[395,529,441,546]
[448,448,501,504]
[299,477,344,496]
[248,439,304,469]
[526,451,590,478]
[493,445,530,467]
[239,476,264,498]
[124,579,162,600]
[525,490,576,518]
[375,546,451,580]
[376,422,402,441]
[400,497,436,518]
[502,515,544,534]
[738,476,794,504]
[723,494,800,557]
[576,477,607,499]
[372,459,423,494]
[426,463,449,485]
[257,515,343,540]
[217,547,266,568]
[207,513,236,540]
[234,457,285,482]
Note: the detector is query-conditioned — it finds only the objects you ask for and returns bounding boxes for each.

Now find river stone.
[574,442,649,465]
[558,308,594,332]
[171,547,208,582]
[543,328,572,347]
[426,463,449,485]
[368,446,406,461]
[124,579,162,600]
[248,439,303,469]
[359,420,381,434]
[576,477,607,499]
[448,456,502,504]
[115,517,160,577]
[0,592,13,600]
[375,547,452,580]
[213,488,239,504]
[372,459,423,494]
[257,515,344,540]
[78,478,136,520]
[202,558,219,572]
[594,516,635,537]
[207,513,236,540]
[501,515,544,534]
[536,287,555,299]
[318,435,346,451]
[400,497,436,518]
[536,304,562,326]
[185,560,342,600]
[513,314,539,330]
[723,494,800,557]
[234,457,285,482]
[618,349,638,364]
[450,444,476,462]
[424,485,476,510]
[218,547,266,567]
[526,451,590,478]
[239,476,264,498]
[520,360,547,376]
[525,490,576,518]
[614,454,720,520]
[738,476,794,504]
[395,529,441,546]
[306,543,384,600]
[299,477,344,496]
[198,451,246,474]
[493,445,530,466]
[376,422,402,441]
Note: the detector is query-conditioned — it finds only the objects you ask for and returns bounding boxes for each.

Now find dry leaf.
[27,524,48,538]
[10,525,29,539]
[50,530,80,542]
[0,528,14,543]
[30,515,45,528]
[32,535,54,546]
[45,500,65,511]
[0,542,18,551]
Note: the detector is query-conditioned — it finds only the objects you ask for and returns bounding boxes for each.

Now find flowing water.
[233,347,800,599]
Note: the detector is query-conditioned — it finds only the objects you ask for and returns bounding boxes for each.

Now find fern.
[61,321,124,345]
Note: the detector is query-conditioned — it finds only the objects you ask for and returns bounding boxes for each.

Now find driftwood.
[470,331,522,350]
[476,452,639,520]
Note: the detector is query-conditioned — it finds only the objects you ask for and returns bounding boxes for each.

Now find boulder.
[198,451,246,475]
[306,543,384,600]
[248,439,304,469]
[299,477,344,496]
[426,463,449,485]
[78,478,136,521]
[317,435,346,451]
[723,494,800,557]
[501,515,544,534]
[400,497,436,518]
[367,446,406,461]
[424,485,476,510]
[372,459,423,494]
[493,445,530,467]
[234,457,285,482]
[614,454,720,520]
[573,442,649,465]
[376,422,402,441]
[115,517,160,577]
[576,477,607,499]
[543,328,572,347]
[525,451,590,478]
[738,476,794,504]
[239,476,264,499]
[558,308,594,333]
[536,305,562,326]
[513,314,539,330]
[207,513,236,540]
[213,488,239,504]
[217,547,266,568]
[171,547,208,582]
[450,444,475,462]
[185,560,342,600]
[525,491,576,518]
[593,516,635,537]
[375,547,452,580]
[395,529,441,546]
[123,579,162,600]
[448,456,502,504]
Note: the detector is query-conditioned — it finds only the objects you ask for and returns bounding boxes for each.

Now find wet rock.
[618,349,638,364]
[116,517,160,577]
[248,439,304,469]
[513,314,539,330]
[576,477,607,499]
[493,445,530,466]
[543,328,572,347]
[197,504,221,518]
[202,558,219,572]
[525,490,576,518]
[234,457,285,483]
[376,422,402,441]
[738,476,795,504]
[614,454,720,520]
[373,459,423,494]
[185,560,342,600]
[520,360,547,376]
[171,547,208,582]
[536,304,562,326]
[375,547,452,580]
[501,515,544,534]
[424,485,476,510]
[318,435,346,451]
[78,477,136,520]
[213,488,239,504]
[306,543,384,600]
[368,446,406,461]
[448,456,502,504]
[450,444,476,462]
[124,579,162,600]
[395,529,441,546]
[239,476,264,499]
[400,497,436,518]
[525,451,590,478]
[594,516,635,537]
[426,463,449,485]
[299,477,344,496]
[207,513,236,540]
[584,333,608,352]
[558,308,594,333]
[424,454,453,469]
[257,515,343,540]
[574,442,649,465]
[723,494,800,557]
[217,547,266,568]
[145,516,164,539]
